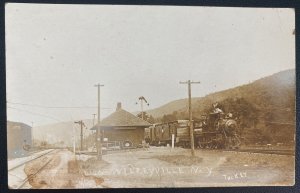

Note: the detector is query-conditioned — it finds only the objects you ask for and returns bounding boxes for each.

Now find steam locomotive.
[145,112,241,149]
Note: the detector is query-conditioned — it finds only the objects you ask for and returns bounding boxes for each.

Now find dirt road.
[12,147,294,188]
[78,147,295,187]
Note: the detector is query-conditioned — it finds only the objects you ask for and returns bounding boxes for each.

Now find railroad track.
[8,149,55,171]
[77,147,143,156]
[222,148,295,156]
[8,149,58,189]
[80,147,295,156]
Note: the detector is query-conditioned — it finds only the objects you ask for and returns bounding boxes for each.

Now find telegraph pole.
[92,113,96,126]
[137,96,149,120]
[179,80,200,156]
[92,114,97,138]
[141,99,144,120]
[73,125,76,158]
[94,83,104,160]
[74,120,85,151]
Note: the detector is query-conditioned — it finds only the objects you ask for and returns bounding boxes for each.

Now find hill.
[146,97,201,118]
[32,119,95,147]
[148,69,295,118]
[146,69,296,145]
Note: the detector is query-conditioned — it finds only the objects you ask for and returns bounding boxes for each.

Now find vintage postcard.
[6,4,295,188]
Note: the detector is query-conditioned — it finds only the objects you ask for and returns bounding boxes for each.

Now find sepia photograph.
[5,4,295,188]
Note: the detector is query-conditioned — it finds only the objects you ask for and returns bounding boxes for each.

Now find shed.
[7,121,32,158]
[91,103,151,147]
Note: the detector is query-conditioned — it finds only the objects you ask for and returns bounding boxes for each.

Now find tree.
[148,115,155,124]
[161,114,177,123]
[137,112,155,123]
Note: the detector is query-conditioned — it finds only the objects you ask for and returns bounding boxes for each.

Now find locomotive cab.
[207,112,223,131]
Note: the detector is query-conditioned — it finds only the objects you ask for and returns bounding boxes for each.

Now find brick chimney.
[116,102,122,111]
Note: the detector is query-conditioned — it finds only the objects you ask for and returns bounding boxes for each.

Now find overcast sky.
[5,4,295,126]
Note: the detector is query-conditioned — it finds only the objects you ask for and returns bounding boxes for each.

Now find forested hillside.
[146,69,295,145]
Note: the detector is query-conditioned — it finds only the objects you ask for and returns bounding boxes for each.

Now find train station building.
[90,103,152,148]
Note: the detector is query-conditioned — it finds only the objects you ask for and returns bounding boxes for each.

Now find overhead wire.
[7,106,62,122]
[7,101,111,109]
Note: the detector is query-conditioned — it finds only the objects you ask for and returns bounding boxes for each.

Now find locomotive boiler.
[194,112,241,149]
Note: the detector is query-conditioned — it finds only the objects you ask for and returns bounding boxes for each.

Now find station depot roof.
[90,103,151,130]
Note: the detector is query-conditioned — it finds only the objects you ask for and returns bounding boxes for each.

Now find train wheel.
[199,143,205,149]
[198,136,207,149]
[216,143,222,149]
[181,142,184,148]
[197,138,204,149]
[122,140,133,148]
[231,134,241,149]
[198,139,205,149]
[211,143,218,149]
[186,141,190,148]
[223,138,231,150]
[206,143,213,149]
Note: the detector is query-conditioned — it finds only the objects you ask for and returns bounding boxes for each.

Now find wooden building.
[7,121,32,158]
[91,103,151,148]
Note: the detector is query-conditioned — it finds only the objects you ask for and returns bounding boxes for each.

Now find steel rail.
[8,149,56,172]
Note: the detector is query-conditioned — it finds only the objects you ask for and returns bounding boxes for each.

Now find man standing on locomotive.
[211,102,226,131]
[212,102,224,114]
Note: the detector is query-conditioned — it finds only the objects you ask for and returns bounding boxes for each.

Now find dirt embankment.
[220,153,295,185]
[152,155,203,166]
[24,150,106,188]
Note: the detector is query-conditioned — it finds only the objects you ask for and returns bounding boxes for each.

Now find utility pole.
[31,122,34,148]
[74,120,85,151]
[180,80,200,156]
[137,96,149,120]
[92,113,96,135]
[92,113,96,126]
[94,83,104,160]
[73,125,76,157]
